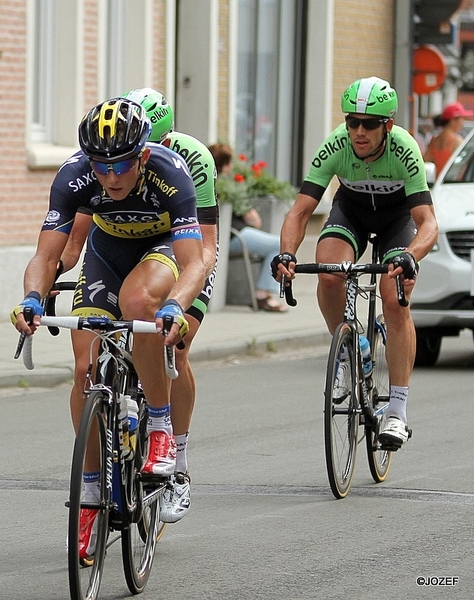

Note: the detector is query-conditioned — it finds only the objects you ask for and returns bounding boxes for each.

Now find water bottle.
[359,335,372,376]
[126,396,139,433]
[119,394,136,461]
[126,396,139,461]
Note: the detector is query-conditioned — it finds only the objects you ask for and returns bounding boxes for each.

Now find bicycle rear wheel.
[121,395,165,594]
[324,322,358,499]
[365,315,392,482]
[68,391,111,600]
[121,479,164,594]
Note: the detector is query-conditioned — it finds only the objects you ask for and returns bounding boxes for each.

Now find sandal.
[256,296,288,312]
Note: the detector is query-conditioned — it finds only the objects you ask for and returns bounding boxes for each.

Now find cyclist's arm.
[277,191,321,280]
[162,237,205,344]
[388,203,438,284]
[197,205,218,277]
[15,230,69,332]
[407,203,438,263]
[60,211,91,272]
[200,223,217,277]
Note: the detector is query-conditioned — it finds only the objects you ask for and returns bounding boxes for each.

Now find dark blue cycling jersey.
[42,143,201,242]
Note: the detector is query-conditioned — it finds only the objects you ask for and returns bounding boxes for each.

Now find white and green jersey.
[164,131,217,224]
[301,123,431,212]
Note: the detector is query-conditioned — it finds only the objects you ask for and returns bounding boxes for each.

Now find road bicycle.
[282,236,410,499]
[15,281,178,600]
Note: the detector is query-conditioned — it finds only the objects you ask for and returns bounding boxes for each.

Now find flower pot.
[208,200,232,313]
[252,194,289,235]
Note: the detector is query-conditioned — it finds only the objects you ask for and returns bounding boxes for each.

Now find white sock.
[175,432,189,474]
[387,385,408,424]
[82,472,101,502]
[147,404,173,436]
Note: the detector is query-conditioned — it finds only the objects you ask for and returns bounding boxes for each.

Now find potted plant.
[215,154,297,234]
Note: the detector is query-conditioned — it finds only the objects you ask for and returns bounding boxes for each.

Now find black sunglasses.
[345,116,388,131]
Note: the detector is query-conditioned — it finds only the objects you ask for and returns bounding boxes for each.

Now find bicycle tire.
[365,315,392,482]
[121,480,163,594]
[68,390,111,600]
[324,322,358,499]
[121,390,165,594]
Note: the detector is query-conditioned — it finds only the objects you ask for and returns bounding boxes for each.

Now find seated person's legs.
[230,227,287,311]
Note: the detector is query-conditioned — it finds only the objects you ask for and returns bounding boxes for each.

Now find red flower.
[238,154,247,162]
[234,173,245,183]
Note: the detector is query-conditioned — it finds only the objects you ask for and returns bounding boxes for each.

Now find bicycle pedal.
[379,443,400,452]
[140,471,170,483]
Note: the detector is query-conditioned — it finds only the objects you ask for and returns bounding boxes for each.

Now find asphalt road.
[0,334,473,600]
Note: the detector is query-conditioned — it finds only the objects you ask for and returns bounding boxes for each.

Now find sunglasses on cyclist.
[90,156,139,176]
[345,116,388,131]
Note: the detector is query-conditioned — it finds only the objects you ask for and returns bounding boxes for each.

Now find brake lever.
[279,267,297,307]
[162,315,179,379]
[396,275,409,307]
[13,307,34,360]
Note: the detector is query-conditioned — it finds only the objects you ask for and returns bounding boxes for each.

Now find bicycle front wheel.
[324,322,358,499]
[68,391,111,600]
[365,315,392,482]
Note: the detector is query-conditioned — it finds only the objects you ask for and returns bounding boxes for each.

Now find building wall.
[0,0,395,248]
[332,0,395,129]
[0,0,55,247]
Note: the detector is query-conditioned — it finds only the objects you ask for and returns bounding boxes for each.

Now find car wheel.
[415,333,442,367]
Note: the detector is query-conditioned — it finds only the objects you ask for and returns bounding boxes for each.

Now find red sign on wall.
[413,45,447,95]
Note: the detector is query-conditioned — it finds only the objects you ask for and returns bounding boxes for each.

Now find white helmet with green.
[123,88,174,142]
[341,77,398,118]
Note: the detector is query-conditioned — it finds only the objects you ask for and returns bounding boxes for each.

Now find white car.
[411,129,474,366]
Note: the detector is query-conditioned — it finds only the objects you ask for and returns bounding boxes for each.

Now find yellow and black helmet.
[78,98,151,161]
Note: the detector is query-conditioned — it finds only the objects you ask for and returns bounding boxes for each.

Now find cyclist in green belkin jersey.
[272,77,438,449]
[60,89,218,524]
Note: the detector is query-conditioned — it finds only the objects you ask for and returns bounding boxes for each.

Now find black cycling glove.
[270,252,297,279]
[390,252,419,280]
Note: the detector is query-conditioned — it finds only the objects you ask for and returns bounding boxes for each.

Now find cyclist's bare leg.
[70,329,101,472]
[119,259,176,409]
[170,314,199,436]
[379,274,415,387]
[316,237,355,333]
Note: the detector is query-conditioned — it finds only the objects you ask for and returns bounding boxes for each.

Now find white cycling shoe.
[160,472,191,523]
[333,360,350,403]
[379,416,411,449]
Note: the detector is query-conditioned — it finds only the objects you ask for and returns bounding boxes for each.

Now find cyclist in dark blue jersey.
[59,88,218,524]
[11,98,205,558]
[273,77,438,449]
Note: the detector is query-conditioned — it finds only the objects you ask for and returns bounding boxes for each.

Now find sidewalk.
[0,236,330,389]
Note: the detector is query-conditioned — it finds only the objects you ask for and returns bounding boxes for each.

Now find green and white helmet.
[123,88,174,142]
[341,77,398,118]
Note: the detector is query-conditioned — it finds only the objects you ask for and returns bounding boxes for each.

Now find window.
[27,0,82,168]
[235,0,304,183]
[31,0,56,144]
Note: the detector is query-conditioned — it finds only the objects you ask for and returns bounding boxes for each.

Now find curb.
[0,329,330,389]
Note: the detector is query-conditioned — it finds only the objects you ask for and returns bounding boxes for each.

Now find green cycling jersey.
[301,123,431,212]
[164,132,217,223]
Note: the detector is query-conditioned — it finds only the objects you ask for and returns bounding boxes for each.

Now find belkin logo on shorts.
[389,139,420,176]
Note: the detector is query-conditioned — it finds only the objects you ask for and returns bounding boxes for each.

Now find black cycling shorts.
[318,193,417,263]
[187,241,219,324]
[71,225,178,319]
[71,224,215,323]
